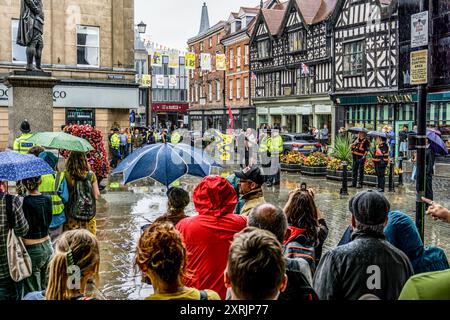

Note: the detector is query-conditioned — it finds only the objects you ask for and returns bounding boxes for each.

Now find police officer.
[13,120,35,154]
[109,128,121,168]
[267,129,283,186]
[373,136,390,192]
[351,131,370,188]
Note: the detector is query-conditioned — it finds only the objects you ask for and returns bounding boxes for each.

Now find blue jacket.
[384,211,449,274]
[226,174,245,215]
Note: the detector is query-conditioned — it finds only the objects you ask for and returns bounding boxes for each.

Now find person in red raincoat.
[176,176,247,299]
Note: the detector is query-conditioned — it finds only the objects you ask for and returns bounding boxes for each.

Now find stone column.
[296,114,302,133]
[5,71,60,148]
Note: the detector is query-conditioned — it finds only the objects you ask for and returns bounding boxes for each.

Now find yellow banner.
[185,52,195,70]
[152,51,162,66]
[216,54,226,71]
[169,50,179,69]
[213,130,233,161]
[141,74,151,87]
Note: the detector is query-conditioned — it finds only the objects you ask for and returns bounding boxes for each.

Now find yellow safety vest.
[269,136,283,154]
[259,137,269,153]
[171,132,181,144]
[111,133,120,149]
[13,133,35,154]
[38,172,65,215]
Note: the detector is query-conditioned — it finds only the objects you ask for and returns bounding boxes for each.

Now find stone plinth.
[5,70,60,148]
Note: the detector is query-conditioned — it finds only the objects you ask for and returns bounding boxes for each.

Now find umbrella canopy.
[368,131,388,139]
[427,129,449,156]
[114,143,221,186]
[27,132,94,152]
[348,127,369,134]
[0,151,54,181]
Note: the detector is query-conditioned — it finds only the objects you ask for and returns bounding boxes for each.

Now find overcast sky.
[134,0,261,51]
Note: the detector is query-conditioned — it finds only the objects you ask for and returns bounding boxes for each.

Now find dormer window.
[288,30,304,53]
[257,39,270,59]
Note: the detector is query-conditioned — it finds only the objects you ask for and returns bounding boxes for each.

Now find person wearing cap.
[235,165,266,217]
[109,128,121,168]
[313,190,413,300]
[13,120,35,154]
[38,151,69,241]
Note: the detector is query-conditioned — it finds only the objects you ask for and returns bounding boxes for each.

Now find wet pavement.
[95,170,450,300]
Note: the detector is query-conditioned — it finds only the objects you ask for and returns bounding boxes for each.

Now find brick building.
[0,0,138,150]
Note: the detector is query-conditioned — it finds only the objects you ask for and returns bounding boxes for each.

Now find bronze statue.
[17,0,44,71]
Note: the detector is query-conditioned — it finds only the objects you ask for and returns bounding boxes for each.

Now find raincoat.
[313,230,413,300]
[239,188,265,217]
[384,211,449,274]
[399,269,450,300]
[176,176,247,299]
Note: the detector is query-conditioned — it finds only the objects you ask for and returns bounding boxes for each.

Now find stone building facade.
[0,0,138,150]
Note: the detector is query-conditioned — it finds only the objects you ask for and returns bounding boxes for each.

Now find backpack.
[69,172,96,221]
[284,234,317,274]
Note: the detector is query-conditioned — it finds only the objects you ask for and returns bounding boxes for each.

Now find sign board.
[411,11,428,48]
[141,74,151,87]
[152,103,189,113]
[185,52,195,70]
[0,84,8,106]
[155,74,165,87]
[315,105,332,114]
[410,49,428,85]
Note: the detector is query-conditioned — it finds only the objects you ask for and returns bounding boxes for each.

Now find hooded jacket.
[240,188,265,217]
[313,230,414,300]
[176,176,247,299]
[384,211,449,274]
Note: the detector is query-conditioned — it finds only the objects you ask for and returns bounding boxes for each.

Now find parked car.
[281,133,321,155]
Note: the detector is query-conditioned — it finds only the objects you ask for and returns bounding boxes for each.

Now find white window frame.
[208,83,213,102]
[237,47,241,68]
[229,79,233,100]
[236,78,241,99]
[244,77,249,98]
[244,45,249,65]
[209,37,213,48]
[216,80,221,101]
[195,83,199,102]
[229,48,234,69]
[11,20,26,64]
[76,25,100,67]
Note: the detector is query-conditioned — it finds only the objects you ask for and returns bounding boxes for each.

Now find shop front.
[257,105,314,133]
[152,103,189,130]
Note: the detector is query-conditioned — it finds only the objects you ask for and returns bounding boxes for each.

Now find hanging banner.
[152,51,162,66]
[200,53,211,71]
[185,52,196,70]
[156,74,165,87]
[213,130,233,161]
[216,54,226,71]
[410,49,428,85]
[169,75,177,87]
[169,50,179,69]
[141,74,151,87]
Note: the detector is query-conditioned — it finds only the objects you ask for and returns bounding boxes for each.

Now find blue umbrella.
[0,151,54,181]
[112,144,160,174]
[116,143,221,186]
[427,129,448,156]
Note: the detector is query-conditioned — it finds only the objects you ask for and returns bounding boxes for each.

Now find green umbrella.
[27,132,94,152]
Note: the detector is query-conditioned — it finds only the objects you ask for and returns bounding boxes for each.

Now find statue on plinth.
[17,0,44,71]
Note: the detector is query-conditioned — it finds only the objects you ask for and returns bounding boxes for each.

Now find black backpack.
[70,172,96,221]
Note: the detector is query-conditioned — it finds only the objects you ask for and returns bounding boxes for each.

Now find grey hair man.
[313,190,413,300]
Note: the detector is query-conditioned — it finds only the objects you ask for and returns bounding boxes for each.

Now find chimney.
[198,2,210,35]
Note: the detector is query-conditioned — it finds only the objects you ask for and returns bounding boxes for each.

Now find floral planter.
[326,169,353,182]
[300,166,327,176]
[363,175,401,187]
[281,163,303,172]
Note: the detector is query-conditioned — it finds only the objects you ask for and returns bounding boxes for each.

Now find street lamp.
[137,21,147,34]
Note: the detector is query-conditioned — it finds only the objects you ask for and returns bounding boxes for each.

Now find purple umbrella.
[427,129,448,156]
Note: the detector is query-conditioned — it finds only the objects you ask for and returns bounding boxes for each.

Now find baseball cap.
[349,190,390,225]
[234,165,265,185]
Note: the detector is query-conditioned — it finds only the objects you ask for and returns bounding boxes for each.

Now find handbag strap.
[4,194,14,230]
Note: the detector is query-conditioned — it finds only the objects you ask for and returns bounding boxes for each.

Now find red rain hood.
[193,175,237,217]
[284,225,306,245]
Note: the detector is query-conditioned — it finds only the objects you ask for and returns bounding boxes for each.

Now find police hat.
[20,120,31,133]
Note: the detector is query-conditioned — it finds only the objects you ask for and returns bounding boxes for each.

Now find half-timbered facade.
[332,0,410,138]
[250,0,337,134]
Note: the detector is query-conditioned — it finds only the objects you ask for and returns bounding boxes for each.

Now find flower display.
[281,151,305,165]
[303,152,329,167]
[327,158,352,171]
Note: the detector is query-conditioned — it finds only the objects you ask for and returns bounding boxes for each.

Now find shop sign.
[299,106,312,115]
[315,105,331,114]
[152,103,189,113]
[0,84,9,106]
[410,50,428,85]
[281,106,298,114]
[190,115,203,121]
[377,94,413,103]
[257,107,269,114]
[411,11,428,48]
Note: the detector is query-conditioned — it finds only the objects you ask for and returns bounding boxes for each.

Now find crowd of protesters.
[1,149,450,300]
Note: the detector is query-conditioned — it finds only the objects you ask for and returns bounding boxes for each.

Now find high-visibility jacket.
[351,138,369,157]
[39,172,65,215]
[373,143,389,164]
[259,136,269,153]
[269,136,283,155]
[171,132,181,144]
[13,133,35,154]
[111,133,120,149]
[146,131,158,144]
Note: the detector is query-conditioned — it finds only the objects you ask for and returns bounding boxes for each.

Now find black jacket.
[426,147,435,176]
[313,230,413,300]
[279,259,318,301]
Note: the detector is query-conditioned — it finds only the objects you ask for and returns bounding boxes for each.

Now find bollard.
[388,159,395,192]
[340,161,349,196]
[398,158,404,186]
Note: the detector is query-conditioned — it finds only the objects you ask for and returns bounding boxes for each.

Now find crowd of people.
[2,158,449,300]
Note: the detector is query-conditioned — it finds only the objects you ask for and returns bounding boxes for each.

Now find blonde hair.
[45,229,100,300]
[66,151,90,179]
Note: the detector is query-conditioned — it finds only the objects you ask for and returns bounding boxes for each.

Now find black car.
[281,133,321,155]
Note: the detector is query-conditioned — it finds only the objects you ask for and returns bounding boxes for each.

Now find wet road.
[95,171,450,300]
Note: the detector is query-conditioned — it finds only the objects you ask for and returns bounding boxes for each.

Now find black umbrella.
[368,131,388,139]
[348,127,369,134]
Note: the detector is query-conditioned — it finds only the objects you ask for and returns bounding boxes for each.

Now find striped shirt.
[0,193,29,279]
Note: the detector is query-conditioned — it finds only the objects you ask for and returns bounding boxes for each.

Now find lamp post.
[136,21,150,127]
